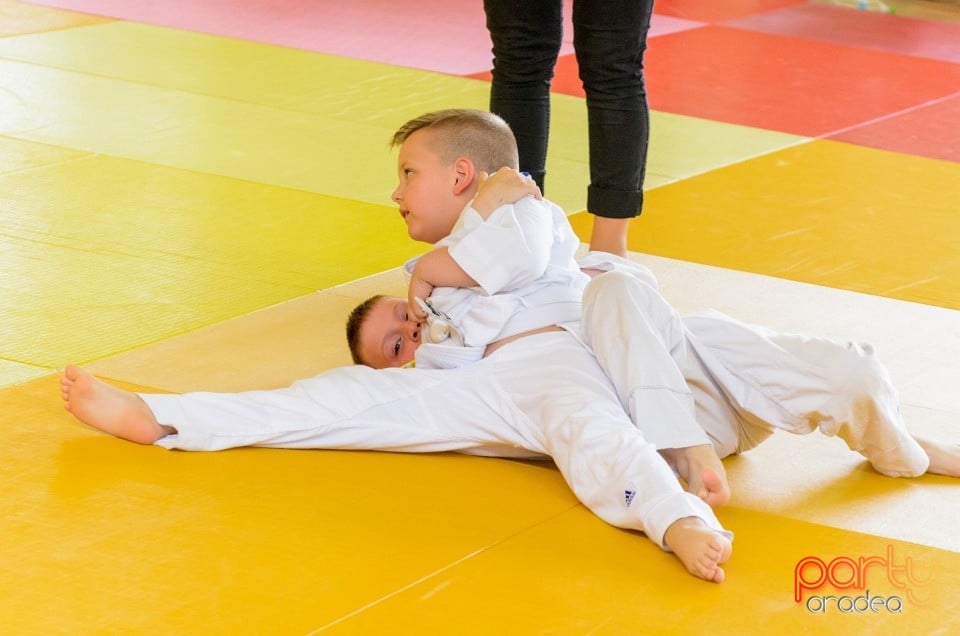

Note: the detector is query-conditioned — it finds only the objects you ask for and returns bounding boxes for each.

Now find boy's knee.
[584,269,635,298]
[584,269,660,312]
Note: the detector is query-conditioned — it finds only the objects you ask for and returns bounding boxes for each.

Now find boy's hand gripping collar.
[414,297,465,347]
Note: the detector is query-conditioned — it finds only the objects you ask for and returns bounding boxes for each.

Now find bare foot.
[61,365,172,444]
[662,445,731,508]
[663,517,732,583]
[915,436,960,477]
[694,468,730,508]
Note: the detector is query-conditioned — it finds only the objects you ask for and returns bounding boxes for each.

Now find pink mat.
[728,4,960,64]
[538,25,960,141]
[22,0,701,76]
[828,92,960,162]
[23,0,501,75]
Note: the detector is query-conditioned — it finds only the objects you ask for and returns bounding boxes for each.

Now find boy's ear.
[451,157,476,196]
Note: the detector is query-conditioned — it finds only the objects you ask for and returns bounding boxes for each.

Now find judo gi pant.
[143,331,729,550]
[581,270,929,478]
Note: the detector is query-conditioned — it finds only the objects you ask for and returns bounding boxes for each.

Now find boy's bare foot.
[61,365,172,444]
[662,445,731,508]
[693,468,730,507]
[915,437,960,477]
[663,517,732,583]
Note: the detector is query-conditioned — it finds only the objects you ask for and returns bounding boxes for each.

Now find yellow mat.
[0,22,806,215]
[0,360,49,388]
[5,375,957,634]
[726,419,960,552]
[86,270,409,393]
[0,375,576,633]
[315,507,959,635]
[0,134,89,173]
[571,140,960,310]
[85,265,960,553]
[2,8,958,634]
[0,150,423,368]
[0,57,403,205]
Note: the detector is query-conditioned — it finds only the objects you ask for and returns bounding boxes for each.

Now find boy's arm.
[408,247,477,320]
[408,168,543,319]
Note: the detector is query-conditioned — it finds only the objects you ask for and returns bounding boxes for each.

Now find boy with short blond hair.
[377,109,730,504]
[353,109,939,487]
[61,109,737,584]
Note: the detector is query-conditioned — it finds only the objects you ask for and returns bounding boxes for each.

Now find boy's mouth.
[399,209,410,220]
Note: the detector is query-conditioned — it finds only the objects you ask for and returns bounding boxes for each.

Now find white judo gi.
[141,195,733,551]
[408,196,588,369]
[579,266,929,478]
[406,193,927,478]
[140,195,927,553]
[140,260,927,554]
[144,328,727,549]
[407,195,712,453]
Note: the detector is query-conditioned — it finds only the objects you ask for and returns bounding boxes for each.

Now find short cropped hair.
[345,295,385,365]
[391,109,519,174]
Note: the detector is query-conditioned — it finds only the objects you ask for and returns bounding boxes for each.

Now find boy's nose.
[391,187,402,203]
[403,320,421,342]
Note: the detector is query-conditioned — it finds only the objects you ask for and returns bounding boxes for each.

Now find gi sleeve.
[146,364,543,460]
[446,197,554,295]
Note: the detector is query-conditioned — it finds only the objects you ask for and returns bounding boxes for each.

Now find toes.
[702,468,729,491]
[695,561,723,583]
[697,558,725,583]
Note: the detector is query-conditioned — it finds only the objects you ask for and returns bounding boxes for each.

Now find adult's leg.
[484,0,562,192]
[573,0,654,255]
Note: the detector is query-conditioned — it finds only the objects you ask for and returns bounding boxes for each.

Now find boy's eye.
[394,338,401,356]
